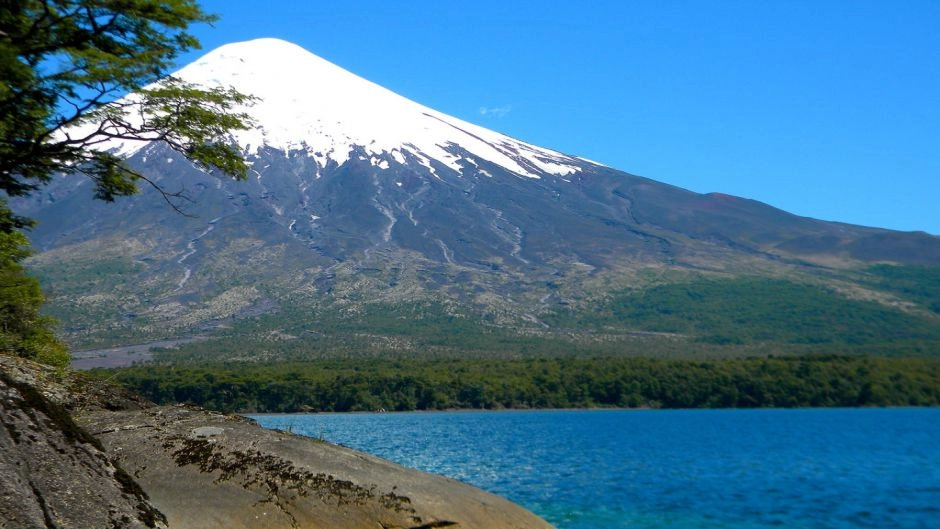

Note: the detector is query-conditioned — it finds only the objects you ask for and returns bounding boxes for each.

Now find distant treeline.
[95,355,940,413]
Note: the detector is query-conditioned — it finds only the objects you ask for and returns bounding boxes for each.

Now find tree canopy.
[1,0,254,222]
[0,200,68,366]
[0,0,255,366]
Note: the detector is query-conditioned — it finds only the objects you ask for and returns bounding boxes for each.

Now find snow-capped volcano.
[22,38,940,356]
[100,38,586,179]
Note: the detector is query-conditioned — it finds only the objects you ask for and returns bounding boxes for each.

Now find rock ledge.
[0,355,554,529]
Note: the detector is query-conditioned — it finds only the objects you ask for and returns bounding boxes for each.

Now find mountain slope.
[14,38,940,360]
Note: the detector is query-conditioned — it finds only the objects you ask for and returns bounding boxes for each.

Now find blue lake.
[250,408,940,529]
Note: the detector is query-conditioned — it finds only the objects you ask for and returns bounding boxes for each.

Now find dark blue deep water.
[250,409,940,529]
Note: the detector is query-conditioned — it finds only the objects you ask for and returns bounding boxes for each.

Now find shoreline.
[244,404,938,417]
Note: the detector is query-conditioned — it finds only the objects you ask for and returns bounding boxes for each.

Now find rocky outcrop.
[0,354,554,529]
[0,355,165,528]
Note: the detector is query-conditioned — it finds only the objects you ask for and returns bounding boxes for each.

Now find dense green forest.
[76,269,940,414]
[95,355,940,413]
[545,275,940,349]
[863,264,940,314]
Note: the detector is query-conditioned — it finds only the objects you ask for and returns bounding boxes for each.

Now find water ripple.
[251,408,940,529]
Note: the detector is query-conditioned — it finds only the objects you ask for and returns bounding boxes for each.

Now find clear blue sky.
[185,1,940,235]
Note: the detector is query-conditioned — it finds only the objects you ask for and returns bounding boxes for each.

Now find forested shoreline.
[94,355,940,413]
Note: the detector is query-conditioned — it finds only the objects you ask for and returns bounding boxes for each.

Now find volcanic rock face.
[0,355,554,529]
[0,355,165,528]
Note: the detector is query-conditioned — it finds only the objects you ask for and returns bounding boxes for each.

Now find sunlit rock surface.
[0,355,554,529]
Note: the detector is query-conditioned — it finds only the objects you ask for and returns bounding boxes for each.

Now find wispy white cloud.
[479,105,512,118]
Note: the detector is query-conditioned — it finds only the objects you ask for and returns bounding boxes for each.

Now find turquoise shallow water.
[250,408,940,529]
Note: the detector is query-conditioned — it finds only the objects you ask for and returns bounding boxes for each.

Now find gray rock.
[79,405,554,529]
[0,355,555,529]
[0,356,166,528]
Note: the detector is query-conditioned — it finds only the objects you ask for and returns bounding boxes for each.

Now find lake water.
[250,408,940,529]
